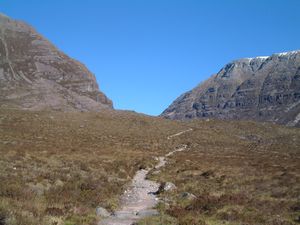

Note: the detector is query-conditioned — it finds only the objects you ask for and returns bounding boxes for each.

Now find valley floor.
[0,109,299,225]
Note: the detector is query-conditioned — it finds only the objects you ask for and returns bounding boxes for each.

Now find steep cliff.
[0,13,112,111]
[162,50,300,126]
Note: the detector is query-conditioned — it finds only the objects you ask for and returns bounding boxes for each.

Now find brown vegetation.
[149,120,300,225]
[0,108,183,225]
[0,108,299,225]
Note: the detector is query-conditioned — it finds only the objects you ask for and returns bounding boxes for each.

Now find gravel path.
[98,129,192,225]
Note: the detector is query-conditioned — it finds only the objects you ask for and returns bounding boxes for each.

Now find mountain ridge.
[161,50,300,127]
[0,13,113,111]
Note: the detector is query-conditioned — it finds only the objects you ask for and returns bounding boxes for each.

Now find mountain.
[0,13,112,111]
[161,50,300,127]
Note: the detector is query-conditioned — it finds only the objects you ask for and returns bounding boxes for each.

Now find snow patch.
[275,50,300,57]
[243,50,299,62]
[256,56,269,59]
[244,56,269,62]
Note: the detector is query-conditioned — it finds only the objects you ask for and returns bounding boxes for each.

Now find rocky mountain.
[162,50,300,127]
[0,13,112,111]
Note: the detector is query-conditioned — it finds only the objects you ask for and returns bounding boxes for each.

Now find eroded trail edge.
[98,129,192,225]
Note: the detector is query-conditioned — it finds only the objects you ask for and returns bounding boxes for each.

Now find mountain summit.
[162,50,300,126]
[0,13,112,111]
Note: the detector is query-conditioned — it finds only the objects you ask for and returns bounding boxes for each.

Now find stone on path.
[96,207,110,217]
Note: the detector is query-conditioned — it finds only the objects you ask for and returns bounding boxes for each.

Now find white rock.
[96,207,110,217]
[163,182,177,192]
[180,192,197,200]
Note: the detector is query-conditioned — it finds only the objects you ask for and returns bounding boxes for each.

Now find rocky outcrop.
[162,50,300,127]
[0,13,112,111]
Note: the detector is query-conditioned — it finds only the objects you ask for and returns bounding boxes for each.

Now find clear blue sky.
[1,0,300,115]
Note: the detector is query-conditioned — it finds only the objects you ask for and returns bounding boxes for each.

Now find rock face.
[161,50,300,127]
[0,13,112,111]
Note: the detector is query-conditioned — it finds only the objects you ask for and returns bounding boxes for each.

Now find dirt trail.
[167,128,193,140]
[98,129,192,225]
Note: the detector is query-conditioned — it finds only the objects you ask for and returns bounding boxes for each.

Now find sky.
[1,0,300,115]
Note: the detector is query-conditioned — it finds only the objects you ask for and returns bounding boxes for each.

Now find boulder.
[180,192,197,200]
[96,207,110,217]
[164,182,177,191]
[156,182,177,194]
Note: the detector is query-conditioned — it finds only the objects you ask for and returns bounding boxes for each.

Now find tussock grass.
[0,108,183,225]
[148,120,300,225]
[1,109,299,225]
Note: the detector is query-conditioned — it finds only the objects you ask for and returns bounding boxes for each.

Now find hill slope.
[162,50,300,126]
[0,108,299,225]
[0,13,112,111]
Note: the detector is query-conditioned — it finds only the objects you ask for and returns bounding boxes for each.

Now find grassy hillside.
[0,108,299,225]
[146,120,300,225]
[0,108,184,225]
